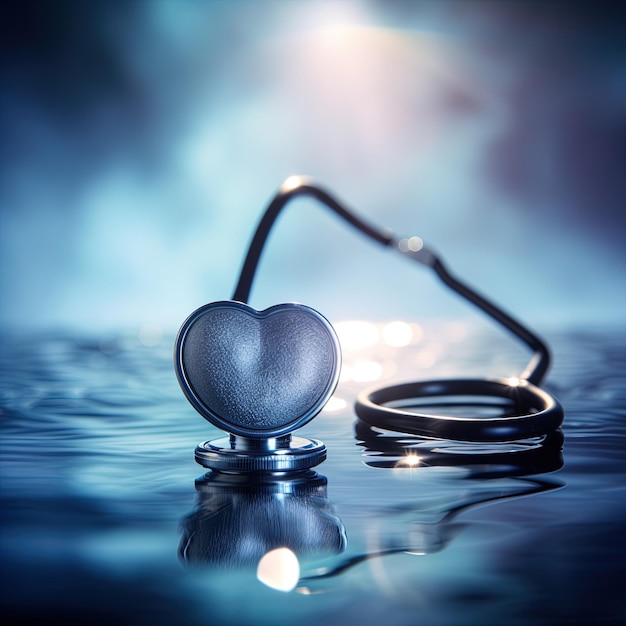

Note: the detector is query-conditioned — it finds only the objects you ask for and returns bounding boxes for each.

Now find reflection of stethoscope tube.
[355,421,564,478]
[299,475,563,591]
[179,470,346,572]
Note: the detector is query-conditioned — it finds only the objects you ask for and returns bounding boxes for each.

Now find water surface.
[1,323,625,625]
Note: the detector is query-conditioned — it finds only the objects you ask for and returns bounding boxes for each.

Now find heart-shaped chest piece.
[175,301,341,437]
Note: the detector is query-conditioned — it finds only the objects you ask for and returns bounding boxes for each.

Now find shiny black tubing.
[355,377,564,442]
[232,177,393,304]
[231,176,564,441]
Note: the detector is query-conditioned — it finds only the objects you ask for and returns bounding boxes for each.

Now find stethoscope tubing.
[356,377,564,442]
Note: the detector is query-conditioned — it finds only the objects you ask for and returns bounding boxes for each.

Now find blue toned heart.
[175,301,341,437]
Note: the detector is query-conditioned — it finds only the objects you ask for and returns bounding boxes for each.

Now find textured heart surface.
[175,301,341,437]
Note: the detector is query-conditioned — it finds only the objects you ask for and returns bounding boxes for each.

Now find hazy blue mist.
[1,1,624,333]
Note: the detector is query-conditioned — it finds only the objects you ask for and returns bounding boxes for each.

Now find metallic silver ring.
[194,435,327,472]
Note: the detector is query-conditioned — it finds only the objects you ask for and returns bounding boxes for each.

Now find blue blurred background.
[1,0,624,334]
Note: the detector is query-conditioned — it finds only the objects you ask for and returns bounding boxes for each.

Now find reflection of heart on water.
[177,301,341,434]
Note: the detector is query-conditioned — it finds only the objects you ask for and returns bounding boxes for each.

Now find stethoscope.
[175,176,564,473]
